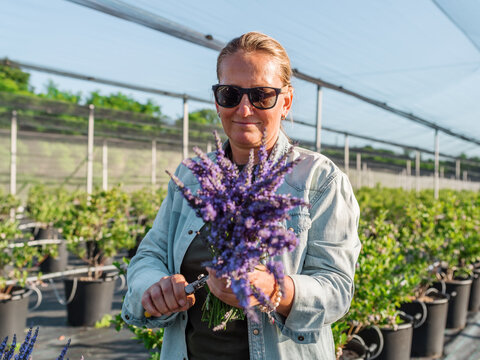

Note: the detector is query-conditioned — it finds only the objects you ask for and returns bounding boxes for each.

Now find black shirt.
[180,225,249,360]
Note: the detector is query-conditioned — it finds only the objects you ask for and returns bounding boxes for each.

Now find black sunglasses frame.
[212,84,283,110]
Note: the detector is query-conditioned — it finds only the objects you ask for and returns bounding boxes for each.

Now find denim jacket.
[122,132,361,360]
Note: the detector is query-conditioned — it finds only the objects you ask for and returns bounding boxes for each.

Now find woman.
[122,32,361,360]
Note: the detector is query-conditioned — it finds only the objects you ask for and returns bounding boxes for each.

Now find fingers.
[206,267,240,308]
[141,274,195,317]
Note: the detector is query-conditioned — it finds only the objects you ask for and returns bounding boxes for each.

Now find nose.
[236,94,254,117]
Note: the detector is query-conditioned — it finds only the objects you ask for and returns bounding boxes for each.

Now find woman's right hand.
[141,274,195,317]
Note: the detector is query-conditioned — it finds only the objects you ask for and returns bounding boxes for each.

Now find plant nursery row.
[0,185,479,359]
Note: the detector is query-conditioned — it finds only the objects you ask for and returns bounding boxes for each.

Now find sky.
[1,0,480,159]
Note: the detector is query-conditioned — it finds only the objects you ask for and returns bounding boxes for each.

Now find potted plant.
[26,184,73,273]
[0,192,41,340]
[455,191,480,313]
[430,191,475,330]
[396,200,449,358]
[336,212,415,360]
[127,186,167,258]
[61,186,135,326]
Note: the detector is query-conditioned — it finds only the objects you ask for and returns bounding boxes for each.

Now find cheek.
[264,112,281,128]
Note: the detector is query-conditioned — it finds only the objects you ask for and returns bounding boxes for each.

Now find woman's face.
[216,50,293,155]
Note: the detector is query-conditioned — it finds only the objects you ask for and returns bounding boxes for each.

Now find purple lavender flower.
[0,327,70,360]
[1,334,15,360]
[57,338,71,360]
[167,131,308,322]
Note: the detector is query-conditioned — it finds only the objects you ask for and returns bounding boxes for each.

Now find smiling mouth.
[233,121,260,125]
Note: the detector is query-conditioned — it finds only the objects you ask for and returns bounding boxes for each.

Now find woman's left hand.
[206,265,295,317]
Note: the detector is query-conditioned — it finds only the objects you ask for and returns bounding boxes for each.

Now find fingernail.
[179,299,185,306]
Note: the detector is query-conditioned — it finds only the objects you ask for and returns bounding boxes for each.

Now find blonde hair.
[216,32,292,87]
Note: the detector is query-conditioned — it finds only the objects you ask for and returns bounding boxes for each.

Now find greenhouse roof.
[1,0,479,157]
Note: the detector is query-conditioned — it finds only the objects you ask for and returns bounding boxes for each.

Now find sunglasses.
[212,84,284,110]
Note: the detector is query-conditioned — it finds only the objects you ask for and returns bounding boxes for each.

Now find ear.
[281,86,293,118]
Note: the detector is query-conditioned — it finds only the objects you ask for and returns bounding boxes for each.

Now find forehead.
[218,50,282,87]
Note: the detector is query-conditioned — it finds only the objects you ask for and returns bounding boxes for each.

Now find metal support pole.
[344,135,349,176]
[406,160,411,191]
[434,130,439,200]
[87,104,95,194]
[356,153,361,188]
[455,159,460,180]
[10,110,17,195]
[415,151,420,193]
[102,139,108,191]
[183,98,189,160]
[206,141,212,153]
[315,85,323,153]
[362,163,367,188]
[151,140,157,186]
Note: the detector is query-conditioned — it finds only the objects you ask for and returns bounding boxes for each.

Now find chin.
[230,133,262,148]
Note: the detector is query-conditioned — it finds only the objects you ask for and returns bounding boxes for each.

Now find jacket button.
[298,335,304,341]
[253,329,259,335]
[125,315,130,320]
[188,230,193,235]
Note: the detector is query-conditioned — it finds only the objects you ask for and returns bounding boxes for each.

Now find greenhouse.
[1,1,479,359]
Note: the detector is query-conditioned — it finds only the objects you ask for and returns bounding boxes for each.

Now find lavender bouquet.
[167,132,307,328]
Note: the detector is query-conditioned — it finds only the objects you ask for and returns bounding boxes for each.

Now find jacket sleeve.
[273,171,361,343]
[121,177,180,328]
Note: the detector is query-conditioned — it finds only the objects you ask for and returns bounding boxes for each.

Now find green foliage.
[62,187,135,272]
[26,184,79,259]
[113,313,163,359]
[86,90,162,117]
[38,80,82,104]
[331,320,350,359]
[433,190,480,279]
[0,191,20,218]
[176,109,220,125]
[0,64,31,94]
[96,312,162,360]
[0,192,39,294]
[333,187,480,354]
[347,212,413,330]
[26,184,73,226]
[129,187,167,238]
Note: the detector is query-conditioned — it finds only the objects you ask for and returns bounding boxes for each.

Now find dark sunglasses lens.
[250,87,278,109]
[215,86,241,107]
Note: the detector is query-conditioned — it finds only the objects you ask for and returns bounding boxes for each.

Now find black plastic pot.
[342,335,368,360]
[345,326,383,360]
[401,289,448,358]
[434,278,472,330]
[64,274,117,326]
[468,269,480,312]
[376,322,412,360]
[0,287,32,340]
[35,227,68,273]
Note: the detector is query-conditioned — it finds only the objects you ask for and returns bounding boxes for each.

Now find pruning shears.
[144,274,209,318]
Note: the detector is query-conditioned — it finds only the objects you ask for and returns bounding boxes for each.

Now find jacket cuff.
[121,301,179,328]
[271,312,320,344]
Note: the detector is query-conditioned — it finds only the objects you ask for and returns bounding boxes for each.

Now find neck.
[230,143,274,165]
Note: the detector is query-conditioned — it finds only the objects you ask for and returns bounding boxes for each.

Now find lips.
[233,121,260,125]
